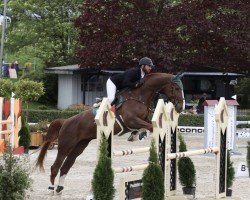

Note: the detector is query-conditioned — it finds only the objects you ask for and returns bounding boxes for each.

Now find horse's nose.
[175,104,183,113]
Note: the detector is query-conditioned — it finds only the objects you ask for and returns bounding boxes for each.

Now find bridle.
[167,83,184,109]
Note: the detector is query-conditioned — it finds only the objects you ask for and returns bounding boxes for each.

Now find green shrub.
[0,147,32,200]
[142,139,164,200]
[246,141,250,170]
[179,114,204,126]
[226,150,235,189]
[23,109,82,123]
[38,105,48,110]
[178,134,196,188]
[92,134,115,200]
[0,79,15,98]
[23,108,250,125]
[18,116,30,153]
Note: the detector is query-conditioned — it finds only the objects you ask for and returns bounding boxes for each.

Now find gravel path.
[27,133,250,200]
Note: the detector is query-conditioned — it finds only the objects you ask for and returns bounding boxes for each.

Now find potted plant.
[29,120,49,147]
[177,134,196,197]
[247,141,250,178]
[226,150,235,196]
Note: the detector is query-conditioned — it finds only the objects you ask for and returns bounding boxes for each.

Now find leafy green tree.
[226,150,235,189]
[0,79,15,98]
[18,115,31,153]
[178,134,196,188]
[236,77,250,109]
[92,134,115,200]
[6,0,82,67]
[14,79,44,111]
[142,139,164,200]
[75,0,249,73]
[0,146,32,200]
[22,71,58,105]
[247,141,250,176]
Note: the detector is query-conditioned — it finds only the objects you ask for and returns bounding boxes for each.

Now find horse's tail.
[35,118,65,171]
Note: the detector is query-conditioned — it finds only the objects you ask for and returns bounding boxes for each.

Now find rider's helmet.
[139,57,154,68]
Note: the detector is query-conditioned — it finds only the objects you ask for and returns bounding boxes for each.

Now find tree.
[142,139,164,200]
[0,79,15,98]
[92,134,115,200]
[0,146,32,200]
[5,0,82,67]
[75,0,249,73]
[14,79,44,112]
[178,134,196,189]
[235,77,250,109]
[226,150,235,190]
[18,115,31,153]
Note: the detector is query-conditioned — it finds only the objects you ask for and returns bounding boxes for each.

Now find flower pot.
[182,186,196,198]
[226,188,232,196]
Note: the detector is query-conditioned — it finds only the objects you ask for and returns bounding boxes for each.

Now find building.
[45,65,243,109]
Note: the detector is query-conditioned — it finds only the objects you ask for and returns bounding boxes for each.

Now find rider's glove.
[135,80,143,88]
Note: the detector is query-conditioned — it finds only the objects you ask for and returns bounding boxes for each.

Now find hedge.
[23,109,83,123]
[24,109,250,127]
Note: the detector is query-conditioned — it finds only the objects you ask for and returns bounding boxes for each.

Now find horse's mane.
[144,73,183,90]
[144,72,173,78]
[143,72,173,83]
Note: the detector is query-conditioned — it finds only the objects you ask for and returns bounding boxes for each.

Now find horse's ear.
[171,71,184,90]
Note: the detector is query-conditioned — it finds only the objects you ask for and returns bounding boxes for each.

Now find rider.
[93,57,154,107]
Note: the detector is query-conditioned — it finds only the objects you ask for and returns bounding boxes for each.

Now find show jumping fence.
[95,97,229,199]
[0,96,22,154]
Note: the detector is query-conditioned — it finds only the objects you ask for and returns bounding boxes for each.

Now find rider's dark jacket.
[110,67,141,90]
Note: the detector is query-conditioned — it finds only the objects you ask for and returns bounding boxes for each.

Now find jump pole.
[0,96,22,153]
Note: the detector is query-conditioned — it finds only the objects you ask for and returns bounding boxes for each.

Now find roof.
[182,72,244,77]
[226,100,239,106]
[44,65,125,75]
[203,100,218,106]
[44,64,245,77]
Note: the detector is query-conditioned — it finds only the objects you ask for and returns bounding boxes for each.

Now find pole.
[0,0,7,77]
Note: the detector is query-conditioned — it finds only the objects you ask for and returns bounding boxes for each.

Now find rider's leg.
[106,78,116,104]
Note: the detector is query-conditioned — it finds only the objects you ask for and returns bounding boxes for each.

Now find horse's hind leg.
[55,139,91,194]
[49,142,75,194]
[49,151,68,195]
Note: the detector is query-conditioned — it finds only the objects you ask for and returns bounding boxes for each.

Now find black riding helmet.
[139,57,154,68]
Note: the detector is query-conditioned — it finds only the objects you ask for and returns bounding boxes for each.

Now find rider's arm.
[122,68,140,88]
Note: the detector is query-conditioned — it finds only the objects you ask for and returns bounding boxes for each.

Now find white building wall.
[57,74,83,109]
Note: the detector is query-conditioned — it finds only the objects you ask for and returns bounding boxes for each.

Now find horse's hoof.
[56,185,64,195]
[139,131,147,140]
[127,133,138,142]
[48,186,54,196]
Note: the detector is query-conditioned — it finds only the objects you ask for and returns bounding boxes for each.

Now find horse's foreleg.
[125,117,153,132]
[125,118,153,142]
[55,139,91,194]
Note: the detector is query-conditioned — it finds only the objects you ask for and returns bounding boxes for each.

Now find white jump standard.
[95,97,231,199]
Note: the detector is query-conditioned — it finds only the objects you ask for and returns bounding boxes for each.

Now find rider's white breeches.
[106,78,116,103]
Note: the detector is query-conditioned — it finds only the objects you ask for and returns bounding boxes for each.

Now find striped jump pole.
[0,96,21,152]
[113,147,150,157]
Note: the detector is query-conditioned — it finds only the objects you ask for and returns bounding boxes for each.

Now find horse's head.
[160,73,185,113]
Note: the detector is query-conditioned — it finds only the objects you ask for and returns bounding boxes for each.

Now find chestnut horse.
[35,73,184,194]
